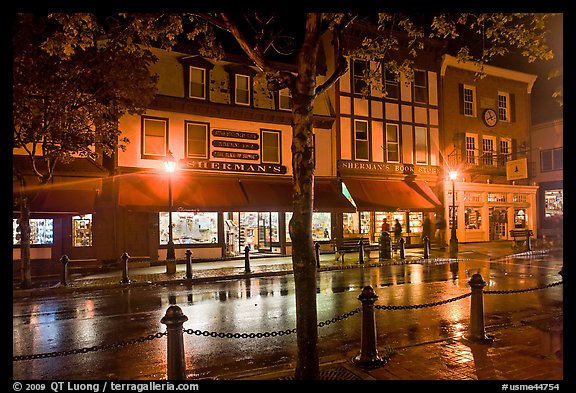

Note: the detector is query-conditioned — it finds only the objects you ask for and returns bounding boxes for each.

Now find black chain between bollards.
[484,280,563,294]
[13,332,167,361]
[375,292,471,311]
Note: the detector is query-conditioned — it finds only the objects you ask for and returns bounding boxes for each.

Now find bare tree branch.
[315,14,356,97]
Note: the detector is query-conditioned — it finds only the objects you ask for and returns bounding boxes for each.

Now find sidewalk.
[13,241,534,296]
[13,241,564,381]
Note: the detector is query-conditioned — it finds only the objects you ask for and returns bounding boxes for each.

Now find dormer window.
[235,74,250,105]
[179,55,215,100]
[224,63,257,106]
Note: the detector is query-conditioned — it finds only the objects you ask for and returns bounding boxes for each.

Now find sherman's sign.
[181,159,286,174]
[338,160,439,176]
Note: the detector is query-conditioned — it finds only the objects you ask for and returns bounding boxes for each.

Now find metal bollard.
[526,233,532,251]
[315,241,320,269]
[184,249,193,280]
[120,252,131,284]
[353,286,386,368]
[399,238,405,259]
[244,245,251,273]
[161,305,189,380]
[466,273,493,343]
[358,239,365,264]
[59,255,69,286]
[423,236,430,259]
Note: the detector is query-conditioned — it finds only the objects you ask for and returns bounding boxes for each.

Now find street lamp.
[164,150,176,261]
[449,170,459,258]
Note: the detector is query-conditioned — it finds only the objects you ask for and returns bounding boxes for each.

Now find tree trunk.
[17,177,32,289]
[290,13,321,380]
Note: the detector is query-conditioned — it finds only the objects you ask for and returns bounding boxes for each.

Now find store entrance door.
[489,207,508,240]
[257,212,272,252]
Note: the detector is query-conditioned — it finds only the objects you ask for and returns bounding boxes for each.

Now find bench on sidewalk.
[331,237,379,263]
[509,229,533,250]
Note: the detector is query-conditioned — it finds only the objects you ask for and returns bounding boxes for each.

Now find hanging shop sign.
[181,159,287,174]
[338,160,439,176]
[506,158,528,180]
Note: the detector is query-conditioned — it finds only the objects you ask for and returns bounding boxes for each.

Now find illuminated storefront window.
[285,212,331,242]
[464,207,482,229]
[343,212,371,235]
[72,214,93,247]
[544,189,563,218]
[160,212,218,245]
[514,208,527,229]
[13,218,54,245]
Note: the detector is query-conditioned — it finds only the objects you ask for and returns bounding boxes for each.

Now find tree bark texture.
[289,13,322,380]
[17,176,32,289]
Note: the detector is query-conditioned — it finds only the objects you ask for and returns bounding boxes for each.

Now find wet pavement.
[13,241,564,381]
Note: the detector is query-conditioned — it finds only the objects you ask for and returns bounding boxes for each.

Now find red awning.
[342,179,439,211]
[239,177,356,212]
[117,172,249,211]
[407,180,442,206]
[27,189,98,214]
[117,172,356,212]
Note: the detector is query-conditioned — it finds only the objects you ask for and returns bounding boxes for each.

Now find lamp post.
[449,170,459,258]
[164,150,176,261]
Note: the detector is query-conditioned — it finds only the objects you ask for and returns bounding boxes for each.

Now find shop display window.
[286,212,331,242]
[544,189,563,218]
[72,214,93,247]
[409,212,423,233]
[514,209,527,229]
[13,218,54,245]
[464,207,482,229]
[159,212,218,245]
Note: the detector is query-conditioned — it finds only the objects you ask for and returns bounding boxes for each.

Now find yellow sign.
[506,158,528,180]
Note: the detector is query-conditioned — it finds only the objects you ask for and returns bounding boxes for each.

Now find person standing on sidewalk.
[435,214,447,249]
[393,219,402,250]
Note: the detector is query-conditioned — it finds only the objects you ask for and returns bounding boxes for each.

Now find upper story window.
[413,69,427,104]
[414,126,428,164]
[499,137,511,165]
[385,123,400,162]
[278,88,292,111]
[352,60,369,96]
[465,133,478,165]
[498,92,510,121]
[354,119,369,161]
[461,84,476,117]
[180,56,214,100]
[185,121,209,159]
[482,136,496,166]
[225,63,257,107]
[383,69,399,99]
[142,116,168,159]
[541,147,563,172]
[261,129,281,164]
[188,67,206,99]
[235,74,251,105]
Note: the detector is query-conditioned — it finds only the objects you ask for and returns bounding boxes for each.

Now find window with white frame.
[235,74,251,105]
[465,133,478,164]
[500,137,511,165]
[261,129,281,164]
[279,88,292,110]
[414,126,428,164]
[463,85,476,116]
[354,120,369,160]
[186,121,208,158]
[142,116,168,158]
[482,136,496,166]
[413,69,427,104]
[498,92,510,121]
[189,66,206,99]
[385,124,400,162]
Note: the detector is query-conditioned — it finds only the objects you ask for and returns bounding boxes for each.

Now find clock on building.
[483,108,498,127]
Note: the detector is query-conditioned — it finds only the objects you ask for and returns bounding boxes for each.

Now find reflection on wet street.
[13,253,563,380]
